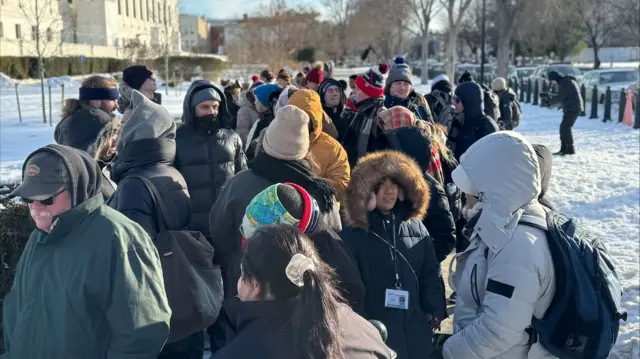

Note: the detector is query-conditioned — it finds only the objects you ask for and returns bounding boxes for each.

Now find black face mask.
[194,114,221,134]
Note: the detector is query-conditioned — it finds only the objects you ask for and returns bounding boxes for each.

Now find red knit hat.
[355,64,389,98]
[305,67,324,85]
[251,75,259,83]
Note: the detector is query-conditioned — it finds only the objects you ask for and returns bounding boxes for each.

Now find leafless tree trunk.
[569,0,617,69]
[405,0,440,81]
[322,0,357,60]
[440,0,474,80]
[495,0,530,77]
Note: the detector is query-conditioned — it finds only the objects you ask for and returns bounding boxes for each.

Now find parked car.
[580,68,640,104]
[529,63,584,91]
[508,67,536,87]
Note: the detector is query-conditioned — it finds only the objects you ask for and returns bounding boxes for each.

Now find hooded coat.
[497,88,521,130]
[235,91,261,144]
[443,132,556,359]
[108,91,190,238]
[548,72,584,114]
[341,151,445,359]
[210,298,395,359]
[3,145,171,359]
[319,79,347,133]
[175,80,247,237]
[54,104,118,200]
[447,82,499,161]
[288,90,350,201]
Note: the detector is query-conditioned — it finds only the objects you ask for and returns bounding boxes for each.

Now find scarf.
[249,152,335,213]
[351,97,385,160]
[446,112,465,155]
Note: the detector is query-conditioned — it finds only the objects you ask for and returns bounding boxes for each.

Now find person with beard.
[224,81,242,129]
[117,65,161,120]
[546,70,583,155]
[426,74,456,131]
[236,90,261,144]
[5,145,170,358]
[175,80,247,240]
[492,77,522,130]
[443,132,555,359]
[208,105,342,300]
[340,64,390,167]
[341,150,445,359]
[56,75,121,200]
[318,79,347,138]
[288,90,350,201]
[384,57,432,122]
[107,91,203,358]
[447,82,499,162]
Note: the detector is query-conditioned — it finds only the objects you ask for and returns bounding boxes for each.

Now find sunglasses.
[23,189,65,206]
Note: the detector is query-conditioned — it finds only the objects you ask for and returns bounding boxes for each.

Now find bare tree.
[321,0,357,60]
[569,0,617,69]
[16,0,65,124]
[610,0,640,46]
[439,0,474,79]
[154,0,180,95]
[495,0,533,77]
[404,0,441,81]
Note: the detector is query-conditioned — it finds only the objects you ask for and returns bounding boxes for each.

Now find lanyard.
[381,213,402,290]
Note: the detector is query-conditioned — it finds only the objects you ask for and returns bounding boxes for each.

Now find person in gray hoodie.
[443,131,555,359]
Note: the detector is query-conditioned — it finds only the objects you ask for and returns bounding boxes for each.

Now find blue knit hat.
[254,84,281,108]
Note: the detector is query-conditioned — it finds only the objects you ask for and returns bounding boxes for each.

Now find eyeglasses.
[23,189,65,206]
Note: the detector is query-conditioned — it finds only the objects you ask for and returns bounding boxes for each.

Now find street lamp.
[479,0,486,85]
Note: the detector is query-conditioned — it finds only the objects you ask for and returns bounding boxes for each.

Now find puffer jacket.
[288,90,350,200]
[443,132,556,359]
[175,80,247,237]
[3,145,170,359]
[548,74,584,114]
[447,82,499,161]
[235,91,260,143]
[341,151,444,359]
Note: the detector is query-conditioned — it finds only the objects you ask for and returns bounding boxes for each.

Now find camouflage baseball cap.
[10,152,70,200]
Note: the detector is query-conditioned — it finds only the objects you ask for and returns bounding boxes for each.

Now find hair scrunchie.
[285,253,316,287]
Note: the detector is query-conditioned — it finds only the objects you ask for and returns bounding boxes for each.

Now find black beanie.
[123,65,153,90]
[277,184,304,220]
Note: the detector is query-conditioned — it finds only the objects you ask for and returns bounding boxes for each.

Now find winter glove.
[426,314,441,333]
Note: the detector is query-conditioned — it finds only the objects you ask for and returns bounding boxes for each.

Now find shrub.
[0,185,34,354]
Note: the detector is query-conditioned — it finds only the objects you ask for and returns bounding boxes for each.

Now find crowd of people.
[2,57,605,359]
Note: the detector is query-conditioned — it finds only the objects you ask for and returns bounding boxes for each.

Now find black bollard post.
[519,80,524,102]
[526,79,532,103]
[589,86,598,119]
[541,80,549,107]
[15,83,22,123]
[533,80,539,105]
[580,84,587,116]
[61,83,65,104]
[603,87,612,122]
[618,89,626,123]
[635,90,640,129]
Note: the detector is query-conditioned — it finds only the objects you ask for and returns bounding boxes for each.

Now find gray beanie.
[116,90,176,153]
[387,56,412,85]
[190,87,221,108]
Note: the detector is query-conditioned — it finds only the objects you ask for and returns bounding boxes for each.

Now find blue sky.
[180,0,321,19]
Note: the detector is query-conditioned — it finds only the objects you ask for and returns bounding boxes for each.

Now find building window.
[47,28,52,41]
[125,0,129,16]
[15,24,22,39]
[118,0,121,15]
[31,26,37,40]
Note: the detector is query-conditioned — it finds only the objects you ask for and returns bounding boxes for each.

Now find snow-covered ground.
[1,79,638,358]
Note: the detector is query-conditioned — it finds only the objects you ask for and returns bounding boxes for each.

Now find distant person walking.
[547,71,584,155]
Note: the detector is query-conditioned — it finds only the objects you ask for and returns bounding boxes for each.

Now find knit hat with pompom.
[355,63,390,98]
[387,56,412,86]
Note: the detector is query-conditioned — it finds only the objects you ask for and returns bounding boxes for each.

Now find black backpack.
[483,87,501,122]
[520,211,627,359]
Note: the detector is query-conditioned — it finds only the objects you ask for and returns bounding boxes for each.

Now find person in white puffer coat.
[443,131,557,359]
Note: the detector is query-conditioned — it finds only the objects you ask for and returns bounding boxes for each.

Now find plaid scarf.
[353,97,385,160]
[427,146,445,185]
[378,106,417,131]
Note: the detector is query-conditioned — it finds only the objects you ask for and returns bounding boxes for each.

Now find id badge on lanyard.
[382,214,410,310]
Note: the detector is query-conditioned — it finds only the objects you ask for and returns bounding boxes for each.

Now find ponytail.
[293,270,343,359]
[61,99,84,120]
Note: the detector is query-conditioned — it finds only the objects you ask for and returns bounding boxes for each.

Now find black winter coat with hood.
[175,80,247,237]
[108,91,191,238]
[447,82,499,161]
[341,151,445,359]
[319,79,347,136]
[54,104,118,200]
[210,298,395,359]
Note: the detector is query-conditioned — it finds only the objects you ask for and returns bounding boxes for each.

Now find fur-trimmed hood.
[344,150,430,228]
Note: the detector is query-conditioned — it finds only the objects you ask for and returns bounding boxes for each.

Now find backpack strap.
[518,214,548,232]
[130,176,173,255]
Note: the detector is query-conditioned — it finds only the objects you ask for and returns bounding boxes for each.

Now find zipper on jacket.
[206,135,217,203]
[25,247,53,359]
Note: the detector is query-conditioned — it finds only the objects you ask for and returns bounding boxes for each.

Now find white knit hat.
[262,105,310,161]
[491,77,507,92]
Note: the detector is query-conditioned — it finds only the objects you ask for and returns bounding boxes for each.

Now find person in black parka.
[106,90,200,359]
[223,81,242,130]
[175,80,247,238]
[210,225,395,359]
[341,150,445,359]
[547,70,584,155]
[447,81,499,161]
